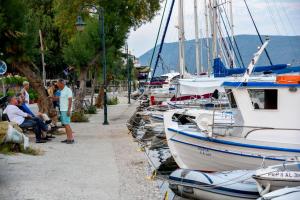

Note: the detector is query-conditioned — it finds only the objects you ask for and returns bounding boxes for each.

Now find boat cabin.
[223,76,300,130]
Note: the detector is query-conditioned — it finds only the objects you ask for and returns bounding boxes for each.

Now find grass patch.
[84,105,97,114]
[71,112,89,122]
[0,143,43,156]
[107,96,119,105]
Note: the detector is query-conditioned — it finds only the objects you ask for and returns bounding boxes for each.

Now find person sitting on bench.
[16,94,52,124]
[4,96,49,143]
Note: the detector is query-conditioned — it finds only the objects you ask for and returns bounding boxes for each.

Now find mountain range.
[139,35,300,75]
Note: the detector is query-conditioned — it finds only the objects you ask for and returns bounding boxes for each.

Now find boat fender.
[256,180,271,196]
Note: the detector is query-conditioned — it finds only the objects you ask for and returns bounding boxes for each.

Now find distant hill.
[139,35,300,75]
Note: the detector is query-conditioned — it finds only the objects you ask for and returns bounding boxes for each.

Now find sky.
[127,0,300,57]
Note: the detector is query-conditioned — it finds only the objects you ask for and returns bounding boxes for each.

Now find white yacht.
[164,75,300,172]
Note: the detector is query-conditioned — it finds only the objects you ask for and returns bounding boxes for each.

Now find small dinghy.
[169,169,259,200]
[258,186,300,200]
[253,161,300,195]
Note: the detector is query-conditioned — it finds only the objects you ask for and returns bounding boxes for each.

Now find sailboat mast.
[194,0,202,75]
[229,0,235,67]
[178,0,186,78]
[204,0,211,74]
[212,0,218,60]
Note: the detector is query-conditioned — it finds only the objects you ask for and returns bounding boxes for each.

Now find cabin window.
[225,89,237,108]
[248,89,278,110]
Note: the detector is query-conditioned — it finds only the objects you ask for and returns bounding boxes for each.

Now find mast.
[212,0,218,60]
[178,0,186,78]
[204,0,211,73]
[194,0,202,75]
[229,0,235,68]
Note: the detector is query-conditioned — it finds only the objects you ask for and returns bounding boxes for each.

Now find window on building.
[248,89,278,110]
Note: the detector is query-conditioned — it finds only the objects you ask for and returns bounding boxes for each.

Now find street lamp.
[75,5,109,125]
[75,16,86,31]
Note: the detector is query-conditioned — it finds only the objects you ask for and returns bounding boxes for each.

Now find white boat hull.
[164,111,300,172]
[253,162,300,195]
[169,169,259,200]
[258,187,300,200]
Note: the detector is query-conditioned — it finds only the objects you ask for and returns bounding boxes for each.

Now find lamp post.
[125,43,131,104]
[76,5,109,125]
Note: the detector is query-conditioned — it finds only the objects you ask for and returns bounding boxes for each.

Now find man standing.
[56,79,74,144]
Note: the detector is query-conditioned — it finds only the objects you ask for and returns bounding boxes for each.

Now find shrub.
[28,88,38,100]
[84,105,97,114]
[107,96,119,105]
[71,112,89,122]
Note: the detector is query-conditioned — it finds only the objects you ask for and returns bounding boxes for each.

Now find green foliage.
[84,105,97,114]
[63,19,100,68]
[28,88,39,100]
[0,0,39,64]
[71,111,89,122]
[107,96,118,105]
[54,0,161,80]
[2,75,27,85]
[26,0,67,78]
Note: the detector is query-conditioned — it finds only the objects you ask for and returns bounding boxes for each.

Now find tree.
[54,0,162,108]
[63,19,100,111]
[0,0,55,115]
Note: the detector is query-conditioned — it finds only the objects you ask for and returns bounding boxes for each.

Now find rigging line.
[160,56,172,72]
[270,0,289,36]
[263,0,281,35]
[243,0,273,66]
[151,0,176,82]
[218,7,242,68]
[217,23,231,67]
[271,0,298,61]
[221,4,245,68]
[277,0,297,36]
[149,0,168,69]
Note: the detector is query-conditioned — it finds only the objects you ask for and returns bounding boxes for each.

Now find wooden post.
[39,30,46,87]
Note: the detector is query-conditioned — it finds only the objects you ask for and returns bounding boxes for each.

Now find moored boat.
[164,75,300,171]
[253,161,300,195]
[169,169,259,200]
[257,186,300,200]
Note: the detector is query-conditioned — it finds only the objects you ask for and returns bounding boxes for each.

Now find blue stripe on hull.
[168,128,300,153]
[151,115,163,120]
[170,138,285,161]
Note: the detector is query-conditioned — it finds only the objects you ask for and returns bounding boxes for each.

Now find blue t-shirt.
[55,90,61,97]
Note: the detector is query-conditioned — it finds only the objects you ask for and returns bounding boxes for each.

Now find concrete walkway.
[0,102,162,200]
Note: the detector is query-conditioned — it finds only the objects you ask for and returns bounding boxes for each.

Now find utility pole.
[178,0,186,78]
[194,0,202,75]
[39,30,46,86]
